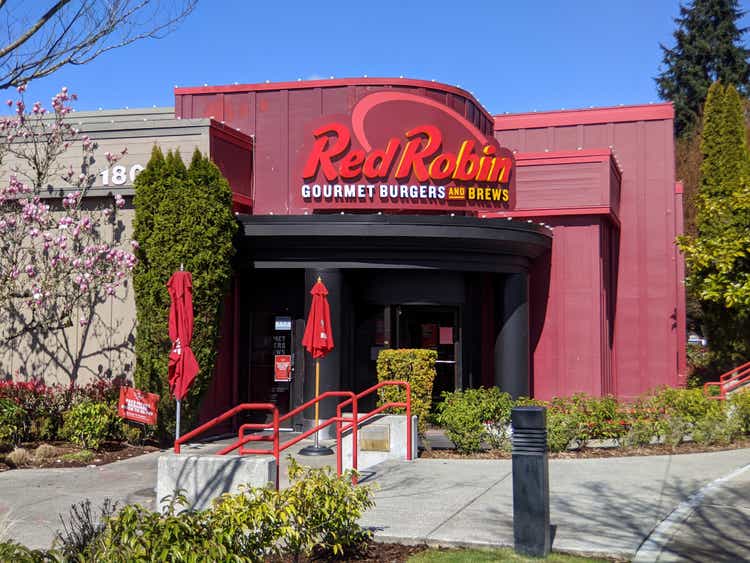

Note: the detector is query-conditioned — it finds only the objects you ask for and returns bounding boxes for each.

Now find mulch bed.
[420,437,750,460]
[0,441,159,472]
[270,542,428,562]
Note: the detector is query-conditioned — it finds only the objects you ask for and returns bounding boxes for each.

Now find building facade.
[2,78,685,432]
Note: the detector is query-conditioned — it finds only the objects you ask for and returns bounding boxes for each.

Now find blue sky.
[19,0,750,115]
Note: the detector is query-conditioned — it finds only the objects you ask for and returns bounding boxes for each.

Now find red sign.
[274,354,292,382]
[298,91,515,212]
[118,386,159,425]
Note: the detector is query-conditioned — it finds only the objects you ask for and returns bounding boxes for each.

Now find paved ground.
[0,440,748,560]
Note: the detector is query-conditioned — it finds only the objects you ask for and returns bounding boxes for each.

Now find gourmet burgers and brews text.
[298,91,515,210]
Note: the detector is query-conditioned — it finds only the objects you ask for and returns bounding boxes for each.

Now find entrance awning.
[237,214,551,273]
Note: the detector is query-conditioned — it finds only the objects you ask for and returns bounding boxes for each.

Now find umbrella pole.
[314,359,320,448]
[175,399,181,441]
[300,357,333,456]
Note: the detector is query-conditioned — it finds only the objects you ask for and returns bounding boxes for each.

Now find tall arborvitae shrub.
[678,82,750,371]
[133,148,237,438]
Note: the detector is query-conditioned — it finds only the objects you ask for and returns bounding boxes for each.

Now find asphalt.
[0,441,748,561]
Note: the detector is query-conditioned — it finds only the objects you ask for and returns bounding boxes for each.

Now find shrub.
[660,416,691,449]
[133,148,237,440]
[281,459,374,559]
[727,391,750,434]
[0,398,25,447]
[210,485,285,561]
[376,348,437,434]
[5,447,30,468]
[545,409,580,452]
[0,540,48,562]
[55,499,118,561]
[86,495,219,562]
[623,419,656,447]
[692,413,742,446]
[648,387,720,425]
[88,463,374,562]
[34,444,57,461]
[436,388,512,453]
[120,421,143,445]
[61,401,117,450]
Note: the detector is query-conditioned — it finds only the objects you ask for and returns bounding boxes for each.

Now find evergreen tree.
[678,82,750,369]
[656,0,750,137]
[133,148,237,439]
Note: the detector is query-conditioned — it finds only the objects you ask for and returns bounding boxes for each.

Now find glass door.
[395,305,459,407]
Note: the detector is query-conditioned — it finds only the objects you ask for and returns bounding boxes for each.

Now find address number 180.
[100,164,144,186]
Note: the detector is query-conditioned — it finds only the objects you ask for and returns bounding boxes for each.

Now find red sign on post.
[274,354,292,382]
[118,387,159,425]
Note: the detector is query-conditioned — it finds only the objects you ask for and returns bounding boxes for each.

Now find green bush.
[648,387,721,425]
[623,418,656,447]
[87,461,375,562]
[436,388,513,453]
[376,348,437,434]
[692,412,742,446]
[87,494,220,562]
[728,391,750,434]
[0,398,25,447]
[660,415,691,449]
[0,540,49,562]
[61,401,117,450]
[280,459,374,559]
[210,486,285,561]
[133,148,237,440]
[545,408,580,452]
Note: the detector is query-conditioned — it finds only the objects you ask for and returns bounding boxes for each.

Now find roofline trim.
[494,102,674,130]
[174,77,494,123]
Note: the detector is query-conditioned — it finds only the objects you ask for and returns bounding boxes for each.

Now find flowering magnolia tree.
[0,85,137,381]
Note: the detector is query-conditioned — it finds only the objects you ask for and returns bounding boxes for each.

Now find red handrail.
[173,403,277,454]
[172,382,412,489]
[337,381,412,484]
[703,360,750,400]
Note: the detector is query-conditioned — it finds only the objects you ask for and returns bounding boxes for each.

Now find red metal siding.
[495,104,683,400]
[529,217,605,398]
[175,78,497,215]
[209,123,253,210]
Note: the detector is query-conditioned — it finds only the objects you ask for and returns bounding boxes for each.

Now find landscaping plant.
[376,348,437,434]
[60,400,118,450]
[436,387,513,453]
[81,461,374,562]
[133,148,237,440]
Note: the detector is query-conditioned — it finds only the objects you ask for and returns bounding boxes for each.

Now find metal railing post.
[405,382,412,461]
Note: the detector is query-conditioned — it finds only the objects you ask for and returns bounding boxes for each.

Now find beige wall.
[0,109,215,385]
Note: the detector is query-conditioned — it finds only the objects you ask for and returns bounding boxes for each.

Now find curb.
[633,461,750,562]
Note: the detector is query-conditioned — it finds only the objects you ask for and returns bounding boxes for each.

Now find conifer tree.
[133,148,236,438]
[656,0,750,137]
[678,82,750,368]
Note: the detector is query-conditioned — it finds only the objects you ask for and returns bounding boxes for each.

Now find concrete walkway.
[0,442,748,560]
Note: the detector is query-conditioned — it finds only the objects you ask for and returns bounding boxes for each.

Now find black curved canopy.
[237,214,551,273]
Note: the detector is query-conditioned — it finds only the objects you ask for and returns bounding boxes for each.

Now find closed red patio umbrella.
[167,269,200,440]
[300,277,334,454]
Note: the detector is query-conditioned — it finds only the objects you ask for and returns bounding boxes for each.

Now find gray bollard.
[511,406,551,557]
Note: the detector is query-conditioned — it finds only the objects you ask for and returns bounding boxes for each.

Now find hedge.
[132,148,237,440]
[376,348,437,434]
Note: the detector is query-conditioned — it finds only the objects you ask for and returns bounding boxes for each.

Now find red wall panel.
[495,104,683,399]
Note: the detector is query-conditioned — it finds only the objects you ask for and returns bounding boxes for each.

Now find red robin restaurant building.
[155,78,684,428]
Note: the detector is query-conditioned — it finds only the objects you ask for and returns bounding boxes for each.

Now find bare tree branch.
[0,1,196,89]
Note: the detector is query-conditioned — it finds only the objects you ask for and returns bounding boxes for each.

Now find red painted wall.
[495,104,685,399]
[179,79,685,402]
[176,79,496,215]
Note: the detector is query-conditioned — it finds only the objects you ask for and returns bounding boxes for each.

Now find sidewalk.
[0,440,748,560]
[359,448,750,560]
